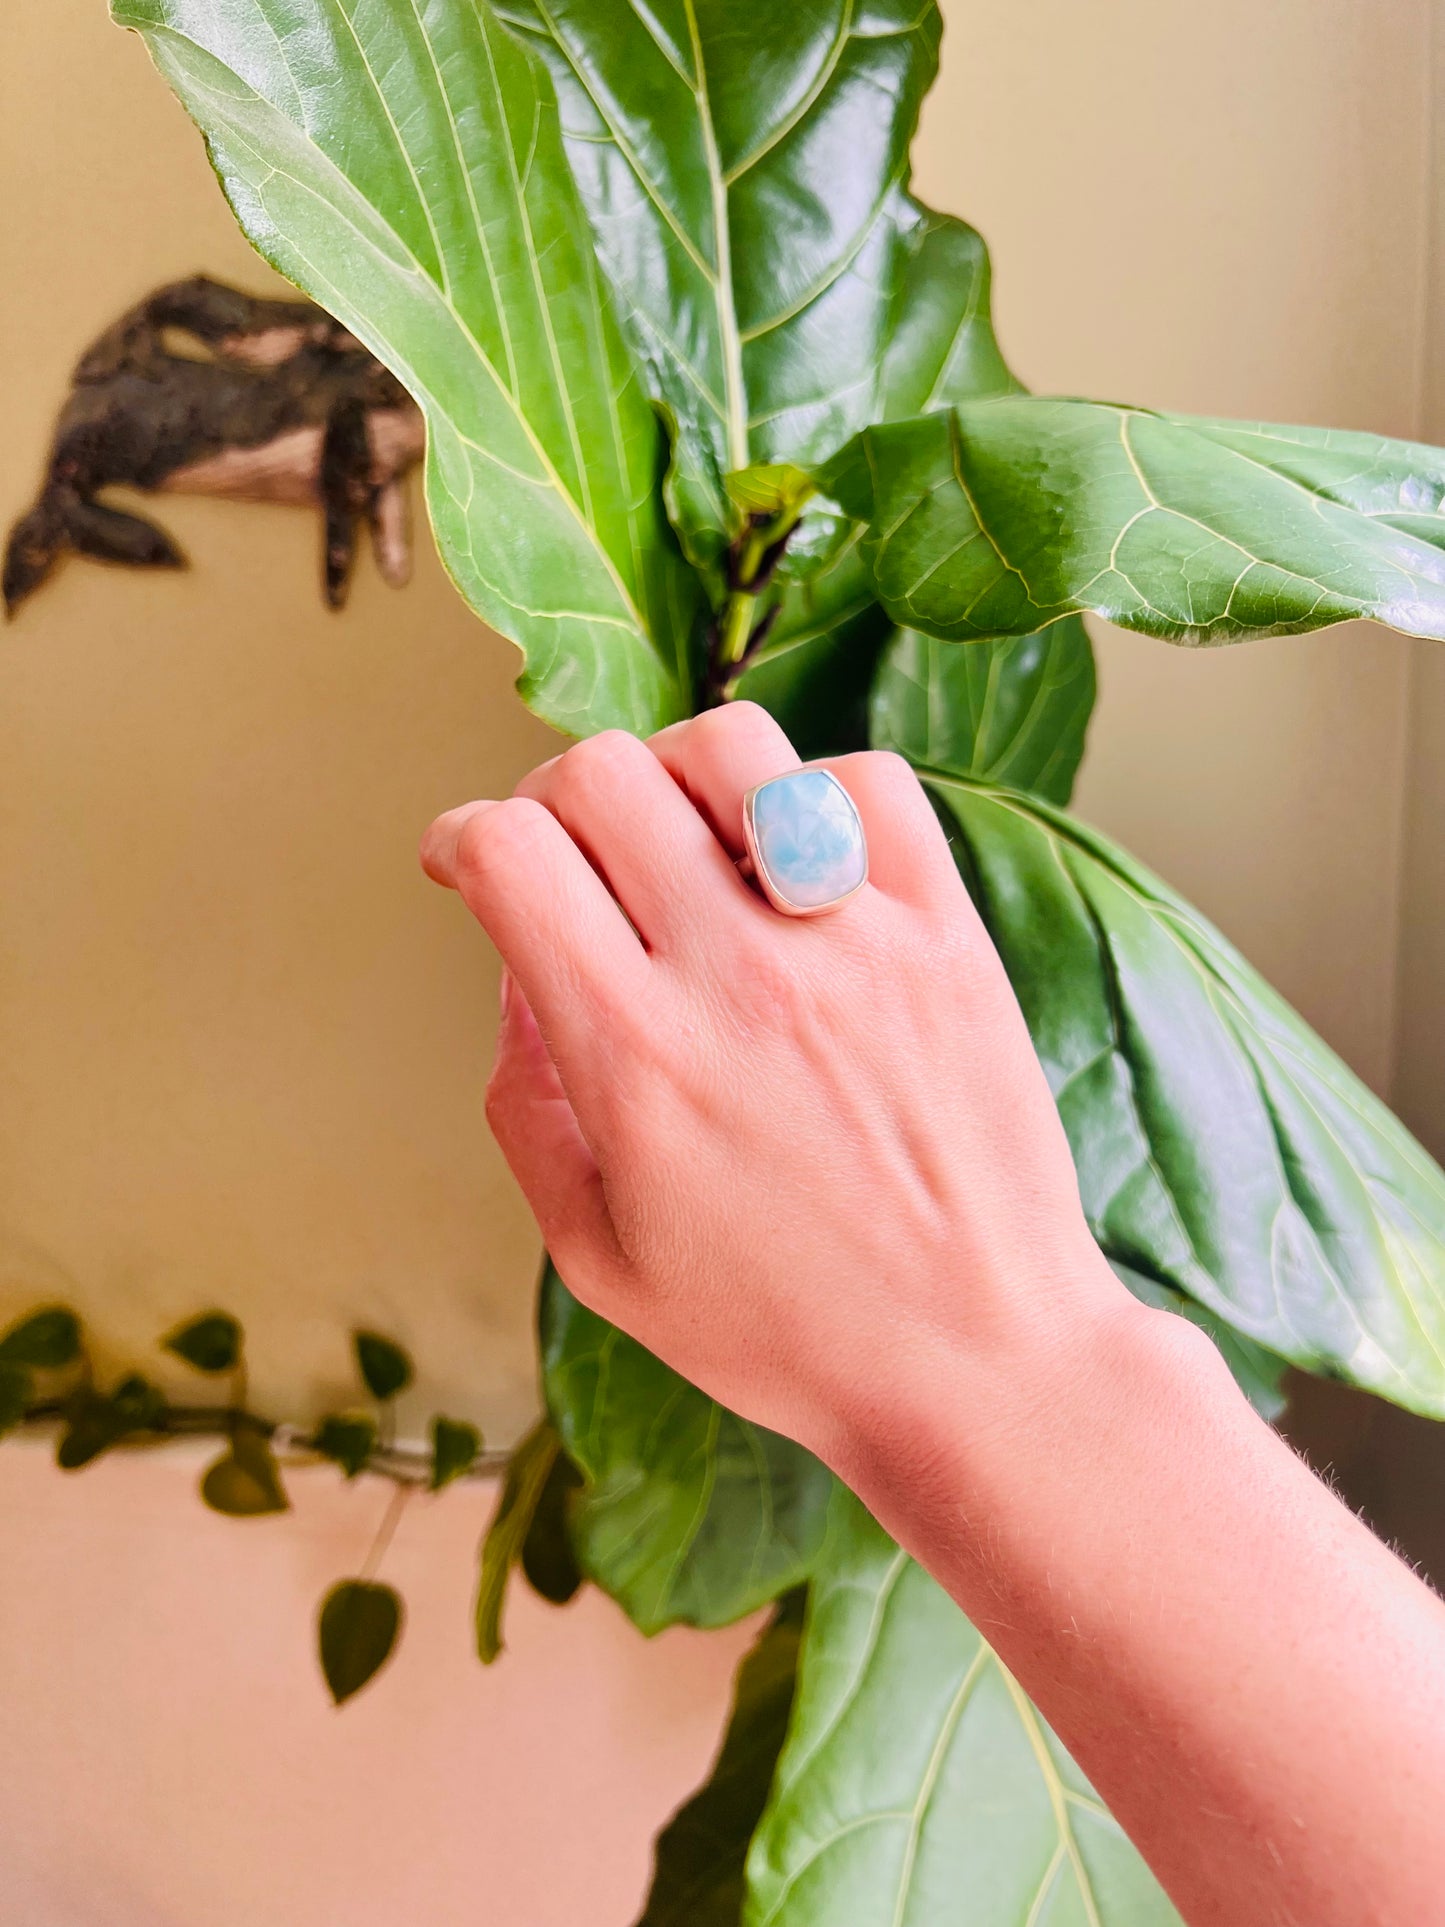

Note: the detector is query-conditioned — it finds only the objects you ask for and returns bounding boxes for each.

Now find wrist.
[821,1246,1229,1576]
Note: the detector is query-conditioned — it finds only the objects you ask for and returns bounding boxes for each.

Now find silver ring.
[740,767,868,918]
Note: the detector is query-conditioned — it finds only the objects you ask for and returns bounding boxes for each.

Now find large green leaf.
[115,0,702,735]
[823,401,1445,646]
[929,776,1445,1413]
[870,617,1096,805]
[493,0,946,563]
[738,211,1028,741]
[744,1489,1177,1927]
[540,1268,834,1634]
[638,1590,806,1927]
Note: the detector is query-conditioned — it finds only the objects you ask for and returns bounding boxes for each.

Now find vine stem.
[19,1400,510,1485]
[360,1479,412,1580]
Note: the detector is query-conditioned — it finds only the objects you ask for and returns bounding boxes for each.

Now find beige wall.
[1393,0,1445,1159]
[0,1,1439,1920]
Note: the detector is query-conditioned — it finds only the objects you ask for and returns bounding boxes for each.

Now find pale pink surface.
[0,1444,753,1927]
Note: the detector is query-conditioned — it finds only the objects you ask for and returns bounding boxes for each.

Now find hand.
[420,702,1132,1478]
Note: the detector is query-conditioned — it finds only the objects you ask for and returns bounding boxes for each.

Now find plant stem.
[16,1400,508,1485]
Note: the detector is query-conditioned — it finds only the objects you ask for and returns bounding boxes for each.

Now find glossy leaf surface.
[115,0,702,735]
[639,1591,805,1927]
[737,210,1024,738]
[745,1490,1177,1926]
[542,1268,833,1634]
[870,617,1095,804]
[495,0,944,562]
[931,776,1445,1411]
[825,402,1445,646]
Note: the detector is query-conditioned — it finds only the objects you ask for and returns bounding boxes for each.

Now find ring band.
[740,768,868,917]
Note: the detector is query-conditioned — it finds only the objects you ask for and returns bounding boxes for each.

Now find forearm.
[838,1270,1445,1927]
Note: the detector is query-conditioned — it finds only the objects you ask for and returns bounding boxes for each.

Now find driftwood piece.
[3,276,425,616]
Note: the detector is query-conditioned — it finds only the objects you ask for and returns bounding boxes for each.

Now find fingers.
[647,702,800,858]
[485,972,622,1288]
[648,706,958,908]
[513,729,742,948]
[420,795,651,1087]
[821,750,967,907]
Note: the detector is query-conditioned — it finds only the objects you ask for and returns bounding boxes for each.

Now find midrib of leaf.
[136,12,659,650]
[682,0,749,469]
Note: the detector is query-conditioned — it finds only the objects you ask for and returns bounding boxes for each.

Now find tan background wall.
[0,1,1438,1921]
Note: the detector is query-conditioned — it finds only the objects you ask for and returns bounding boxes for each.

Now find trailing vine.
[0,1300,569,1704]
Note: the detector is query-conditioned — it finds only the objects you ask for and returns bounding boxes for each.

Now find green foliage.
[0,1305,80,1369]
[113,0,702,736]
[318,1580,403,1707]
[313,1414,378,1480]
[744,1489,1181,1926]
[822,404,1445,647]
[518,1445,584,1607]
[928,775,1445,1414]
[201,1426,289,1516]
[541,1269,833,1633]
[871,619,1096,806]
[353,1331,413,1403]
[476,1418,568,1663]
[163,1311,241,1374]
[638,1591,806,1927]
[90,0,1445,1906]
[430,1415,482,1493]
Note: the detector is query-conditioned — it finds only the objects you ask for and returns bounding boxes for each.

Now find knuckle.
[863,748,922,798]
[453,795,551,888]
[558,728,643,794]
[694,699,789,756]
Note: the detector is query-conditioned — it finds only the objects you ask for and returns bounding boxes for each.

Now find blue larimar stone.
[748,769,867,911]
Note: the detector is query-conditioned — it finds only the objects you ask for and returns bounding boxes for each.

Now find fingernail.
[499,967,513,1020]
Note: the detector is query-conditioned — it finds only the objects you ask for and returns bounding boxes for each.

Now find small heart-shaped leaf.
[0,1306,81,1370]
[201,1428,289,1516]
[318,1580,403,1706]
[163,1312,241,1374]
[353,1331,412,1402]
[430,1415,481,1492]
[0,1363,32,1435]
[313,1413,377,1480]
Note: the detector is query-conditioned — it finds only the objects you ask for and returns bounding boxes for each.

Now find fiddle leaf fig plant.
[86,0,1445,1918]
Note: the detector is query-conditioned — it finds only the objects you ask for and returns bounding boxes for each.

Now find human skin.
[421,701,1445,1927]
